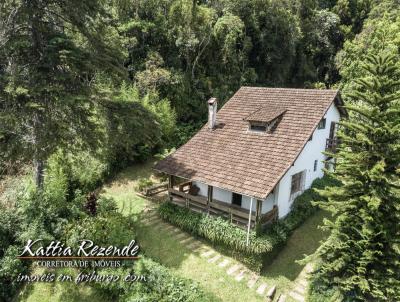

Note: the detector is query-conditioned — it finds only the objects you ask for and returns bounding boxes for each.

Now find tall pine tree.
[0,0,124,187]
[312,53,400,301]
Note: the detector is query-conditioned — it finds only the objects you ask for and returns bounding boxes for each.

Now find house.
[154,87,346,229]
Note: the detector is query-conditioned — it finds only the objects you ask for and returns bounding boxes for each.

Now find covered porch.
[167,175,278,229]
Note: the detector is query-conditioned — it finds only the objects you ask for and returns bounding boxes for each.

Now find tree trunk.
[34,159,44,190]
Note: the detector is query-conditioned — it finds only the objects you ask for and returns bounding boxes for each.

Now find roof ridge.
[239,86,339,92]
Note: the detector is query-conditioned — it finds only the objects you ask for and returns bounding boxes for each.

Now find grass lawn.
[18,268,110,302]
[100,158,162,216]
[136,220,267,302]
[263,210,329,280]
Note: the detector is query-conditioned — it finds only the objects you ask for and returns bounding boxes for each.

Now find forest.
[0,0,399,301]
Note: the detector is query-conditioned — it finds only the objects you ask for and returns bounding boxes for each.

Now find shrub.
[0,206,20,258]
[124,258,213,302]
[63,211,135,249]
[307,270,344,302]
[135,177,154,193]
[158,202,276,255]
[0,246,29,302]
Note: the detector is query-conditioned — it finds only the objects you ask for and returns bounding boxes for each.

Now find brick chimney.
[207,98,217,129]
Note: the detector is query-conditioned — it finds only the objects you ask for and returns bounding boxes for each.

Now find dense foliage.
[1,0,399,301]
[309,54,400,301]
[1,0,387,181]
[159,176,338,271]
[0,0,125,187]
[63,197,213,302]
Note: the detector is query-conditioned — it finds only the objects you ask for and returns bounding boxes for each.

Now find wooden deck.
[168,186,278,229]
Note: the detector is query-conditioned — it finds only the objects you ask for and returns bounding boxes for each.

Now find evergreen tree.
[0,0,124,188]
[311,53,400,301]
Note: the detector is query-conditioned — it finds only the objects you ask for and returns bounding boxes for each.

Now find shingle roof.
[244,106,287,123]
[155,87,343,199]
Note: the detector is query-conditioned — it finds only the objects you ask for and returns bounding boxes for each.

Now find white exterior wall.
[192,182,274,214]
[275,103,340,218]
[192,102,340,219]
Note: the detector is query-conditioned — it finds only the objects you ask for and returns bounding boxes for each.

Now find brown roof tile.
[155,87,342,199]
[244,106,287,123]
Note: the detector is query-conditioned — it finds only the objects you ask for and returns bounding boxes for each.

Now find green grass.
[18,268,109,302]
[136,221,267,302]
[100,159,162,216]
[263,210,330,280]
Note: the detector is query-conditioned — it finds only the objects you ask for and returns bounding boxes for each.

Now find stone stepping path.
[208,254,221,263]
[287,263,313,302]
[187,241,201,250]
[234,269,247,281]
[218,259,230,268]
[179,237,193,244]
[289,290,304,302]
[226,264,241,275]
[267,285,276,300]
[201,249,215,258]
[247,273,259,288]
[141,210,283,301]
[256,282,268,295]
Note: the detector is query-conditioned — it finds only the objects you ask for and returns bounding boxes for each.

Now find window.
[232,193,242,207]
[318,118,326,129]
[290,171,304,195]
[314,160,318,172]
[249,124,267,132]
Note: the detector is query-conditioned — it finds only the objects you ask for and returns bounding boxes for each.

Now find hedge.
[158,175,340,271]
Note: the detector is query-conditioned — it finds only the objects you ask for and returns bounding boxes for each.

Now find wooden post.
[168,175,174,201]
[168,175,174,188]
[207,185,213,214]
[255,200,262,222]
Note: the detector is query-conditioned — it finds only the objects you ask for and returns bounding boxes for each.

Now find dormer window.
[244,106,286,133]
[250,123,267,132]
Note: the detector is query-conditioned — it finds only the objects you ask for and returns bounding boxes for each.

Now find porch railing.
[168,188,277,229]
